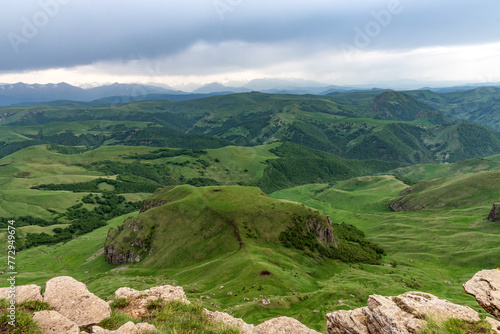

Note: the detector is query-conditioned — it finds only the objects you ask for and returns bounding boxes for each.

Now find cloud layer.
[1,0,499,87]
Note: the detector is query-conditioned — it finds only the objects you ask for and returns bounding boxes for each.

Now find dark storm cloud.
[0,0,499,73]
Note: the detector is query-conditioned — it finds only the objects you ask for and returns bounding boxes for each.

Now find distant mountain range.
[1,80,500,106]
[0,82,184,105]
[0,80,353,105]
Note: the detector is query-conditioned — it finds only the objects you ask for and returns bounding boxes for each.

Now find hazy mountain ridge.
[0,82,183,105]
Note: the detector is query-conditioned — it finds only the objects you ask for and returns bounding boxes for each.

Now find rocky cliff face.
[306,216,339,246]
[487,204,500,222]
[104,217,154,265]
[464,269,500,319]
[104,244,141,265]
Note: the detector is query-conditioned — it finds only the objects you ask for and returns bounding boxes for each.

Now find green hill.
[389,171,500,212]
[392,156,500,182]
[3,92,500,165]
[104,185,383,268]
[406,87,500,130]
[364,91,449,123]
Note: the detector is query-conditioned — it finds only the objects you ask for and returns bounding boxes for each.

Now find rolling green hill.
[406,87,500,130]
[104,185,383,268]
[392,156,500,182]
[0,142,399,224]
[6,172,500,332]
[389,171,500,212]
[3,91,500,165]
[360,91,449,123]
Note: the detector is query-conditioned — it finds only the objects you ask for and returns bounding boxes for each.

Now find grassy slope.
[0,144,278,219]
[0,188,374,333]
[1,172,500,332]
[394,157,500,182]
[390,171,500,211]
[105,185,333,268]
[407,87,500,130]
[271,175,500,320]
[0,120,154,142]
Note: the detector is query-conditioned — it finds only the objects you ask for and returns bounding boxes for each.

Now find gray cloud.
[0,0,499,77]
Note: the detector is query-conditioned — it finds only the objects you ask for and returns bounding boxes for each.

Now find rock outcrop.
[254,316,321,334]
[8,272,500,333]
[326,291,480,334]
[0,284,42,302]
[487,204,500,222]
[104,244,142,265]
[306,217,339,246]
[114,285,189,318]
[204,309,255,333]
[464,269,500,318]
[44,276,111,326]
[91,321,157,333]
[115,285,189,303]
[33,310,80,334]
[486,317,500,334]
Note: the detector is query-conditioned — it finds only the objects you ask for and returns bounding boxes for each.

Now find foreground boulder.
[44,276,111,326]
[486,317,500,334]
[204,309,255,333]
[33,310,80,334]
[0,284,42,303]
[114,285,189,318]
[254,316,321,334]
[91,321,157,333]
[464,269,500,318]
[115,285,189,303]
[326,291,480,334]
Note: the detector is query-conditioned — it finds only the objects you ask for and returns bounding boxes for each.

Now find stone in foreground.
[254,316,321,334]
[92,321,157,333]
[464,269,500,319]
[44,276,111,326]
[204,309,255,333]
[326,291,480,334]
[486,317,500,334]
[115,285,189,303]
[0,284,42,303]
[114,285,189,318]
[33,310,80,334]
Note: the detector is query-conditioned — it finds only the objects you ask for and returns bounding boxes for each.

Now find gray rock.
[92,321,157,333]
[254,316,320,334]
[204,309,254,333]
[464,269,500,318]
[486,317,500,334]
[114,285,189,318]
[326,291,480,334]
[487,204,500,222]
[44,276,111,326]
[0,284,42,303]
[33,310,80,334]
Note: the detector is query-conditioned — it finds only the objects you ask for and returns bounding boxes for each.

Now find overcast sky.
[0,0,499,89]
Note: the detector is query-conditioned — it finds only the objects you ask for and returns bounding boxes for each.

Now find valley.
[1,89,500,333]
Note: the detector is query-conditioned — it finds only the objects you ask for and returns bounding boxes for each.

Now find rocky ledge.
[326,291,480,334]
[1,270,500,333]
[464,269,500,319]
